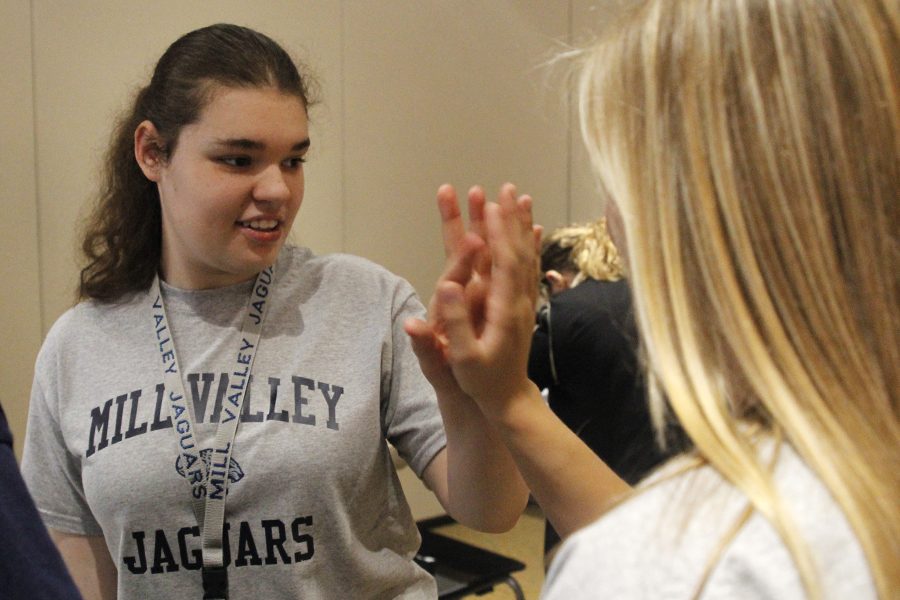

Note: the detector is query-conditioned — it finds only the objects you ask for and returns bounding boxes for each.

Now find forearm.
[485,381,633,540]
[51,530,117,600]
[434,390,530,532]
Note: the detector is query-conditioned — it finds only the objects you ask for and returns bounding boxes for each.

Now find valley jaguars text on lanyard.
[150,266,274,600]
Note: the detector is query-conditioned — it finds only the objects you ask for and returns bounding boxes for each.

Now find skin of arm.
[415,184,632,541]
[50,530,117,600]
[407,184,530,533]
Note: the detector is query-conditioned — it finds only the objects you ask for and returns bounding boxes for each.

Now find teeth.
[241,220,278,231]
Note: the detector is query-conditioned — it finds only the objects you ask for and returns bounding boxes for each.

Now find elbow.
[450,494,529,534]
[477,511,523,534]
[453,512,520,534]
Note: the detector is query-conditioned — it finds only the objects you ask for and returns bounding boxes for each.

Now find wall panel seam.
[29,0,46,336]
[339,0,347,252]
[566,0,574,225]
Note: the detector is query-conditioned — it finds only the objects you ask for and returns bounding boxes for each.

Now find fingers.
[486,185,538,297]
[404,317,442,372]
[440,231,485,287]
[437,184,466,259]
[405,317,457,393]
[467,186,487,238]
[531,224,544,301]
[403,316,434,343]
[433,282,480,363]
[510,196,538,303]
[435,181,538,328]
[515,190,534,235]
[533,224,544,252]
[467,186,493,278]
[422,183,541,407]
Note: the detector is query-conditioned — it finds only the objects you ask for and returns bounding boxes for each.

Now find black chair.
[415,516,526,599]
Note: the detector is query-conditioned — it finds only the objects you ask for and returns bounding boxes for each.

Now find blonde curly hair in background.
[541,217,624,287]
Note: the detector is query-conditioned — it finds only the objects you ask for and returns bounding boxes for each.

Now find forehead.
[188,86,309,142]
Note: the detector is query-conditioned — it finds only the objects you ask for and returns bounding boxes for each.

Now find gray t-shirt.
[22,246,447,599]
[543,444,876,598]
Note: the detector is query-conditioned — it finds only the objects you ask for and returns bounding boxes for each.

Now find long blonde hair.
[578,0,899,597]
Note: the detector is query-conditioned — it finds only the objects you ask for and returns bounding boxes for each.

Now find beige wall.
[1,0,44,461]
[1,0,620,516]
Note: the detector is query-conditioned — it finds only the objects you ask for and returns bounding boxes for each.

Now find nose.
[252,164,292,205]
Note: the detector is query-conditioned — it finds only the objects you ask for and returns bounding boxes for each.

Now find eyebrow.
[212,138,311,152]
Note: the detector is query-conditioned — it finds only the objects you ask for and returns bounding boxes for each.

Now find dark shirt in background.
[528,279,681,552]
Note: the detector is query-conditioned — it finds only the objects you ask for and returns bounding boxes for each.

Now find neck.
[158,270,260,291]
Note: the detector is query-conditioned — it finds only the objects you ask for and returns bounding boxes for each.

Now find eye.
[282,156,307,169]
[219,156,252,168]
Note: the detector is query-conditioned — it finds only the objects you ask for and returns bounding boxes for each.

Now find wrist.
[478,380,546,432]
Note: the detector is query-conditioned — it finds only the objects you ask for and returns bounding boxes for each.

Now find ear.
[545,270,570,295]
[134,120,165,182]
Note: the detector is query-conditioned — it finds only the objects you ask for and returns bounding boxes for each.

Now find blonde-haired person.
[530,218,684,563]
[406,0,898,597]
[538,218,624,299]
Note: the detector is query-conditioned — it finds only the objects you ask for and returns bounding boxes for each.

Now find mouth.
[237,219,280,231]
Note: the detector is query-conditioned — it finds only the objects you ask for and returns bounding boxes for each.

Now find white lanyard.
[150,266,274,599]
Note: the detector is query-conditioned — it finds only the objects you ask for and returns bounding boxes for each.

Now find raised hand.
[436,184,491,336]
[405,182,538,405]
[409,183,628,538]
[405,184,489,398]
[429,183,541,413]
[406,185,536,530]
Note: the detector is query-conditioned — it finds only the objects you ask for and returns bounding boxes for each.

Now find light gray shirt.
[23,246,447,599]
[543,444,876,599]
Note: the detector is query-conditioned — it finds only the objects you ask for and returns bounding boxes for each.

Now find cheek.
[159,179,225,233]
[289,177,306,212]
[157,167,199,217]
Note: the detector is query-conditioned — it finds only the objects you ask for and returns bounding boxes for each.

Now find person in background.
[529,219,682,562]
[536,219,623,300]
[0,401,83,600]
[21,24,527,600]
[408,0,898,597]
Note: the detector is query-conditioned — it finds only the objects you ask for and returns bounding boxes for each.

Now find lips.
[238,219,279,231]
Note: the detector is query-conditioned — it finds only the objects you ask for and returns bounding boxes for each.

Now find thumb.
[434,281,479,363]
[404,317,453,388]
[404,317,444,368]
[403,317,434,351]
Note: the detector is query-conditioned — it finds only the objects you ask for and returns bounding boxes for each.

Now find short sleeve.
[380,286,447,477]
[21,342,103,536]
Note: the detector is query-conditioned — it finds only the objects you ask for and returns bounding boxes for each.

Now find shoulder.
[544,460,735,598]
[704,447,876,598]
[550,279,631,319]
[560,278,629,304]
[279,246,403,283]
[544,448,876,599]
[275,246,422,315]
[38,296,142,359]
[31,295,147,404]
[547,280,635,346]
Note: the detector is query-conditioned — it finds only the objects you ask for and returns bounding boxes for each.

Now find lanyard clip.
[202,565,228,599]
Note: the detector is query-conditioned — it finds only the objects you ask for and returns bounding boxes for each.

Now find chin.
[244,247,281,270]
